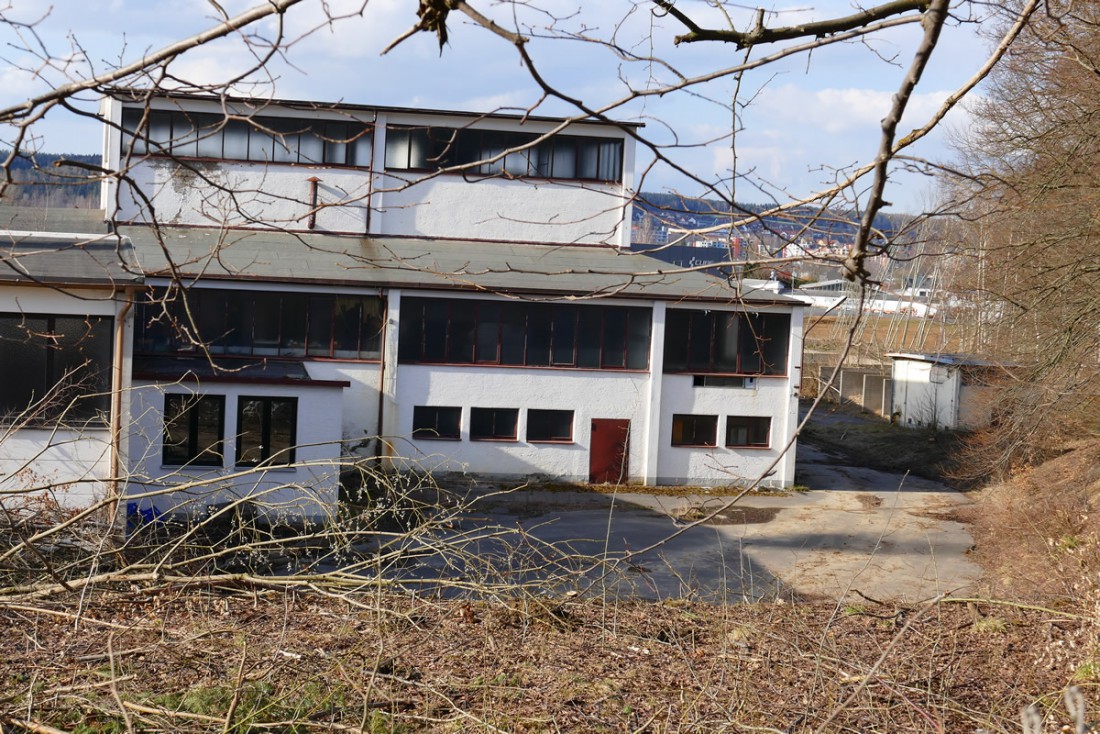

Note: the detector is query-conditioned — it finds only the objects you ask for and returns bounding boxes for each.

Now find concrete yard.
[400,436,981,603]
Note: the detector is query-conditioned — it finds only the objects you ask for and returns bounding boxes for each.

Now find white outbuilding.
[888,353,1001,431]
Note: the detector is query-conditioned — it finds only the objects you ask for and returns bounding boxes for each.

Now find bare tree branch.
[655,0,932,49]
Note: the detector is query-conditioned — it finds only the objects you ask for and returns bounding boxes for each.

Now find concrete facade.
[1,89,805,524]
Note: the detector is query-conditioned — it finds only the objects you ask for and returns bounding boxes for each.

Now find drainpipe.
[375,295,388,462]
[306,177,321,230]
[109,289,135,520]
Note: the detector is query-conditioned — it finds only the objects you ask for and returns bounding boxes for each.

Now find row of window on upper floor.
[134,288,384,360]
[132,290,791,376]
[120,109,624,183]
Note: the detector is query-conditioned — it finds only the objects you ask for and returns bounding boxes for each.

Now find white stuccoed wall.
[389,363,651,482]
[116,159,373,233]
[125,380,346,523]
[374,173,628,245]
[301,360,382,445]
[0,285,126,509]
[114,159,628,245]
[655,375,793,487]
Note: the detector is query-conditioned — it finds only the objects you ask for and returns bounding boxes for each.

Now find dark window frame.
[470,407,519,441]
[134,287,384,361]
[122,108,374,168]
[671,414,718,448]
[725,416,771,448]
[664,309,790,376]
[412,405,462,440]
[235,395,298,467]
[693,375,751,388]
[398,297,650,372]
[384,124,624,184]
[0,312,114,426]
[526,409,574,443]
[162,394,226,467]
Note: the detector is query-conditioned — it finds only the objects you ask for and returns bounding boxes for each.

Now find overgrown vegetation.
[3,589,1099,733]
[799,402,966,484]
[942,1,1100,479]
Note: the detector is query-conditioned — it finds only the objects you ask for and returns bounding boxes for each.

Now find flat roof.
[133,356,351,387]
[118,223,802,306]
[0,218,141,287]
[0,208,801,305]
[106,87,645,130]
[887,352,1002,367]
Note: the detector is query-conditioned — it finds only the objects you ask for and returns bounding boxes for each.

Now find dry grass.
[966,438,1100,603]
[2,588,1097,733]
[800,402,966,484]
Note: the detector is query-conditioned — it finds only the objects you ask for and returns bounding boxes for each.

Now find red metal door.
[589,419,630,484]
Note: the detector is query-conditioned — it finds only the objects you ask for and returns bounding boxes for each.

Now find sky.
[0,0,998,213]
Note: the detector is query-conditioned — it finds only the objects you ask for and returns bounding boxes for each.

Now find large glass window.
[135,288,383,361]
[385,125,624,183]
[236,396,297,466]
[398,297,650,371]
[412,406,461,440]
[671,414,718,447]
[163,394,225,466]
[0,313,113,425]
[122,109,373,167]
[725,416,771,448]
[663,309,790,376]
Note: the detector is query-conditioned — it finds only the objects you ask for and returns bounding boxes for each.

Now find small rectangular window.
[725,416,771,448]
[527,409,573,442]
[470,407,519,441]
[412,406,461,440]
[693,375,747,388]
[236,396,297,466]
[671,414,718,447]
[163,394,225,466]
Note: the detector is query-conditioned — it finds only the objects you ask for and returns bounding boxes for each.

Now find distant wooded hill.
[634,191,907,245]
[0,151,100,208]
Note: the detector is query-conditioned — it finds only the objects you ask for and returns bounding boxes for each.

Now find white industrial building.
[0,89,805,522]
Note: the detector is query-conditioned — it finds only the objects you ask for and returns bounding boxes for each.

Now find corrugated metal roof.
[0,208,141,286]
[119,224,801,305]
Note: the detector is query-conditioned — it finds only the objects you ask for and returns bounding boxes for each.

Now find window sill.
[233,466,298,474]
[666,371,787,379]
[470,437,519,443]
[527,439,574,445]
[138,152,372,172]
[382,167,622,186]
[4,420,110,430]
[671,443,718,449]
[400,360,649,373]
[161,463,224,470]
